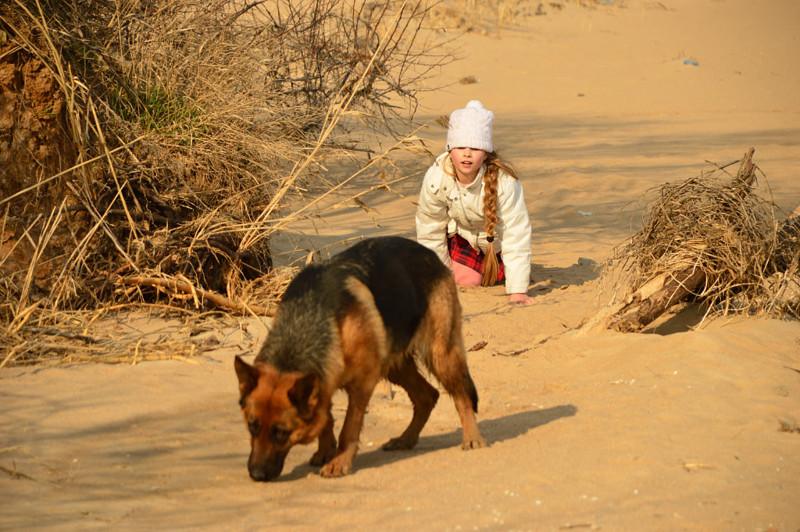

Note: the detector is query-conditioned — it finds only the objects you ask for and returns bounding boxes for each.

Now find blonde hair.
[444,151,519,286]
[480,152,518,286]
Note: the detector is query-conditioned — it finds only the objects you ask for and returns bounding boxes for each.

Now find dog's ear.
[287,373,320,420]
[234,355,259,406]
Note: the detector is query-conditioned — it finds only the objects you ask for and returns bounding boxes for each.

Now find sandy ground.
[2,0,800,530]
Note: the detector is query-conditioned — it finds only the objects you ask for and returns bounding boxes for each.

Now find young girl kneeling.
[416,100,533,305]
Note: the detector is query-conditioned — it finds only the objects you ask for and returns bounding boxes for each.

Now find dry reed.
[0,0,451,366]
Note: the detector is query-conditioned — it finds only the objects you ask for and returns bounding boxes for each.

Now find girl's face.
[449,147,487,183]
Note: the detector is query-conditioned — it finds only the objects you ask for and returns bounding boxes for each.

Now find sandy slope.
[2,1,800,530]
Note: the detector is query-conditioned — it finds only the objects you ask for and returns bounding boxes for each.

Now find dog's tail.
[415,346,480,414]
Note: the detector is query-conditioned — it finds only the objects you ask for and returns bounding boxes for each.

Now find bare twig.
[118,276,276,316]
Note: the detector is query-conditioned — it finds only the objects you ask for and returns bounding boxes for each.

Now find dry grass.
[0,0,451,366]
[0,307,245,368]
[609,149,800,322]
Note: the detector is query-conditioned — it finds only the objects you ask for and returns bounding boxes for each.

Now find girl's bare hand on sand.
[508,293,533,305]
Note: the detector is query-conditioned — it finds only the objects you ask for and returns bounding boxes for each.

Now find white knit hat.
[446,100,494,152]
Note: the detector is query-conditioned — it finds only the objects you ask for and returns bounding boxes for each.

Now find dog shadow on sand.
[280,404,577,480]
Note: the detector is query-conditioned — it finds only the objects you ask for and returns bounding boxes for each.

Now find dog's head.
[234,355,324,481]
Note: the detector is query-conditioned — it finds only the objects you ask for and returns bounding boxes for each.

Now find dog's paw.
[319,458,351,478]
[461,436,487,450]
[310,447,336,467]
[381,436,418,451]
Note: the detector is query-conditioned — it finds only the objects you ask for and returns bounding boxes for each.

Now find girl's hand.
[508,293,533,305]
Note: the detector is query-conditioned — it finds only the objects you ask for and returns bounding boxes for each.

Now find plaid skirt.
[447,233,505,284]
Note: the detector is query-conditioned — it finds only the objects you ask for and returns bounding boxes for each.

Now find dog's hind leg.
[310,405,337,467]
[426,283,486,450]
[382,356,440,451]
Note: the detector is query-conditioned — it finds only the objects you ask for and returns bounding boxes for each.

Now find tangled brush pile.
[609,149,799,329]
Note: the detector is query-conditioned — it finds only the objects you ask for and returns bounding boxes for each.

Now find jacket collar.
[456,165,486,190]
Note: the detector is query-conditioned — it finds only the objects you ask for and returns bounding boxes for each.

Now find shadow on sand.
[528,258,601,297]
[279,404,578,481]
[645,302,709,335]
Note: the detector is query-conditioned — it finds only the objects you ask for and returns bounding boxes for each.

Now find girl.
[416,100,533,305]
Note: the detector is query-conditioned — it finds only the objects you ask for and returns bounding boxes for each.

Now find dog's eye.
[247,419,261,437]
[270,425,291,444]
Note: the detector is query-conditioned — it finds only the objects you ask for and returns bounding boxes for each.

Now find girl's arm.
[415,163,451,265]
[497,176,532,302]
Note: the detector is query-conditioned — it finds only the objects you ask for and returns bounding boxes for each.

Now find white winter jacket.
[415,152,532,294]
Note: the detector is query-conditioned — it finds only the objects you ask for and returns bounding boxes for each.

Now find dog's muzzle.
[248,451,287,482]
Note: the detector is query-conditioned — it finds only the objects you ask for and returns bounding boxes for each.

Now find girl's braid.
[480,153,518,286]
[482,160,500,240]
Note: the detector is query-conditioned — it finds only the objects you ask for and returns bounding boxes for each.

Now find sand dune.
[2,0,799,530]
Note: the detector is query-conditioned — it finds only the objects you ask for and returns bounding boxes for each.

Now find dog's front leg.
[310,405,336,467]
[320,384,374,477]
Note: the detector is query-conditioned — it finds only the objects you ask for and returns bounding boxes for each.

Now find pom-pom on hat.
[446,100,494,152]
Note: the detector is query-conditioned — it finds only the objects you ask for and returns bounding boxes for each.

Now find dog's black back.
[257,237,450,373]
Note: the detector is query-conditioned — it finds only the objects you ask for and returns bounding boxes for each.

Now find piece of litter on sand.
[683,461,716,472]
[577,210,592,216]
[532,278,555,291]
[683,58,700,66]
[468,340,488,352]
[493,348,529,357]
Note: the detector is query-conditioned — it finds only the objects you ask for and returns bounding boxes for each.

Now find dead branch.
[588,148,797,332]
[734,147,756,189]
[607,266,706,333]
[118,276,275,316]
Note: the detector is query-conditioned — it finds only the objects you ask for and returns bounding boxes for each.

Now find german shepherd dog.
[234,236,485,481]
